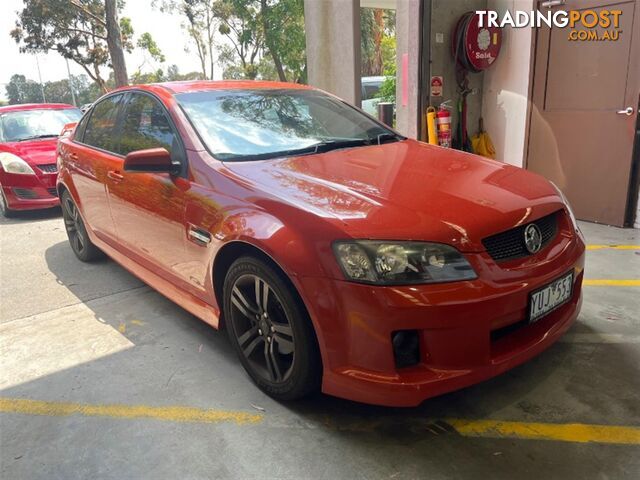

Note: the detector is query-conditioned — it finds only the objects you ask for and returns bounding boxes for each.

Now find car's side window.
[118,93,177,157]
[82,94,123,153]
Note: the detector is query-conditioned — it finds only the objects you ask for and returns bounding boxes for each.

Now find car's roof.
[114,80,315,96]
[0,103,77,114]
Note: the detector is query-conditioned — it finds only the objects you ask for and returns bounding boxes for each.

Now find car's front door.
[69,93,125,245]
[106,92,191,287]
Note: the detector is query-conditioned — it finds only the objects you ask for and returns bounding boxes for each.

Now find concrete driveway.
[1,208,639,479]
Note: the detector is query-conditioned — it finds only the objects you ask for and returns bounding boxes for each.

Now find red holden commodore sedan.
[57,81,585,406]
[0,103,82,216]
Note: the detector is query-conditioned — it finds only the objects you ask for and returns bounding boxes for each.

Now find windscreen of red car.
[0,108,82,143]
[176,89,402,161]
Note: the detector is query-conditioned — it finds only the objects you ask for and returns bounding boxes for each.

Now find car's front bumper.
[0,170,59,211]
[300,230,585,407]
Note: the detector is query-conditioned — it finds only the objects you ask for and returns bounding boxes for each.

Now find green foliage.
[360,8,394,77]
[11,0,129,92]
[375,33,396,103]
[4,73,101,105]
[259,0,306,83]
[5,75,43,104]
[159,0,306,83]
[137,33,165,63]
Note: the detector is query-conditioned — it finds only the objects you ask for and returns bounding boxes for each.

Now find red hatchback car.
[0,103,82,217]
[57,81,585,406]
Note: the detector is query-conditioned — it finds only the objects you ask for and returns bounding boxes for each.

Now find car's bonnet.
[223,139,563,252]
[0,138,59,166]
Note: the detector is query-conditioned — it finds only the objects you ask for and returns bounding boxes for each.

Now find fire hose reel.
[452,11,503,73]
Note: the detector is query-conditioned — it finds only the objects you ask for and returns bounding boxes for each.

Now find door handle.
[69,152,78,160]
[616,107,634,116]
[107,170,124,182]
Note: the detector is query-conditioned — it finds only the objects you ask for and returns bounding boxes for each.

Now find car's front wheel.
[224,256,321,400]
[61,190,104,262]
[0,187,16,218]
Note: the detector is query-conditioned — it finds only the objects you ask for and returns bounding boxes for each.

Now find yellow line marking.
[586,245,639,250]
[583,279,640,286]
[447,419,640,445]
[2,397,639,445]
[0,397,263,425]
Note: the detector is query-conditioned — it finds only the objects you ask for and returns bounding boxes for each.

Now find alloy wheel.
[63,196,86,254]
[229,274,296,384]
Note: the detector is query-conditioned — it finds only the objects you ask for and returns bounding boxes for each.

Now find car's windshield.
[176,88,402,161]
[0,108,82,143]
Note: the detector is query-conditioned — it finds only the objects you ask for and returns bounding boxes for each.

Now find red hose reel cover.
[453,12,502,72]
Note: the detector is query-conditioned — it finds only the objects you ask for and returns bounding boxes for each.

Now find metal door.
[527,0,639,226]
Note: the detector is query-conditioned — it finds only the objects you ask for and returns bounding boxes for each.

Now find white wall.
[481,0,535,167]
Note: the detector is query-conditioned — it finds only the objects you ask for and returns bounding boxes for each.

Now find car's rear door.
[107,91,190,286]
[68,94,125,244]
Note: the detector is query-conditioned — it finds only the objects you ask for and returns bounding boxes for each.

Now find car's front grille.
[482,211,559,262]
[38,164,58,173]
[12,188,38,199]
[47,187,58,197]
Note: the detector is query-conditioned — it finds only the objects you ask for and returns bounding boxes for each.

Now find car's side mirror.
[60,122,78,138]
[123,148,178,174]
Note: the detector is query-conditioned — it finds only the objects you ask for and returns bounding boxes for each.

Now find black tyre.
[61,190,104,262]
[0,188,16,218]
[223,256,321,400]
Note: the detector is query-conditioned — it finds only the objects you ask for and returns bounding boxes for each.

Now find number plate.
[529,271,574,323]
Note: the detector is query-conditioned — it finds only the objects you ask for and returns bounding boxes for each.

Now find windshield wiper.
[220,139,372,162]
[17,134,59,142]
[219,135,403,162]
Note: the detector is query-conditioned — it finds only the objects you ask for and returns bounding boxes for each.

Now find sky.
[0,0,223,100]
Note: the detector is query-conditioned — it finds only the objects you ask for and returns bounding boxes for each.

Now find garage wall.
[481,0,535,167]
[429,0,487,141]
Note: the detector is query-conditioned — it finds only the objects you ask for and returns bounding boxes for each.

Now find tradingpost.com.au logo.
[476,9,622,41]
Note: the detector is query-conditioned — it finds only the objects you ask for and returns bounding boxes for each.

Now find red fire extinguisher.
[436,101,452,148]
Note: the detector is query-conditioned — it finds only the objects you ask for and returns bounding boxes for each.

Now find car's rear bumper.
[0,171,59,210]
[300,232,585,407]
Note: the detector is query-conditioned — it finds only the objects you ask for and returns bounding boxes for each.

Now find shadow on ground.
[1,207,61,225]
[1,239,638,479]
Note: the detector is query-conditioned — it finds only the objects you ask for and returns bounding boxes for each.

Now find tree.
[259,0,306,83]
[158,0,306,83]
[375,26,396,103]
[5,74,43,104]
[4,73,101,105]
[165,64,204,81]
[105,0,128,86]
[11,0,134,91]
[155,0,217,80]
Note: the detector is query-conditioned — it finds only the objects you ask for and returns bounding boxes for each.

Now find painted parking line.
[2,397,640,445]
[447,418,640,445]
[586,245,639,250]
[0,397,263,425]
[560,333,640,344]
[583,279,640,286]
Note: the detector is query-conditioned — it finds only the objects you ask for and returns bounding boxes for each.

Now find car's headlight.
[333,241,477,285]
[550,182,578,231]
[0,152,35,175]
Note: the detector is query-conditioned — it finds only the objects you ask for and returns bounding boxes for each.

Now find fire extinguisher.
[436,101,452,148]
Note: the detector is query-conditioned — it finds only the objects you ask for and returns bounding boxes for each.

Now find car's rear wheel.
[223,256,321,400]
[61,190,103,262]
[0,187,16,218]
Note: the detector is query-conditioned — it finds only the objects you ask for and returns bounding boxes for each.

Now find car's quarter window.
[117,93,177,156]
[74,110,91,142]
[82,94,124,153]
[176,88,400,161]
